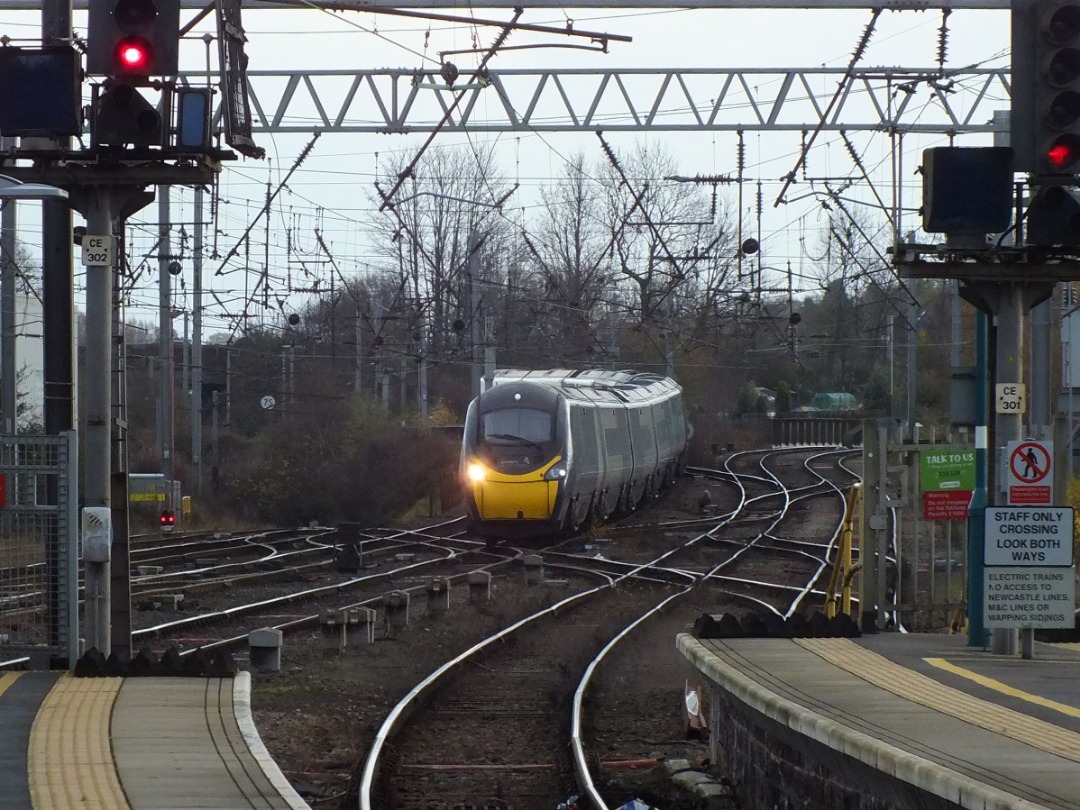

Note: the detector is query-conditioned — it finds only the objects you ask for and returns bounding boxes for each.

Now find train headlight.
[467,463,487,482]
[544,462,568,481]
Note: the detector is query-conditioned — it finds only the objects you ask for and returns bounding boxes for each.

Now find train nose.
[477,480,557,520]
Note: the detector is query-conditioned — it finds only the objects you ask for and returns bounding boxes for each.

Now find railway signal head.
[1027,182,1080,246]
[1013,0,1080,176]
[160,509,175,532]
[87,0,181,78]
[919,147,1013,234]
[92,82,163,147]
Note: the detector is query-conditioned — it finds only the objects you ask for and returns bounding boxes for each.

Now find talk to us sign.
[920,448,975,520]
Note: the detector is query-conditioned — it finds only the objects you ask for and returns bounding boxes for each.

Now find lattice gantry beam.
[185,66,1010,135]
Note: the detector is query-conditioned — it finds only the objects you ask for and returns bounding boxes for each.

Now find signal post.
[0,0,236,657]
[893,0,1080,657]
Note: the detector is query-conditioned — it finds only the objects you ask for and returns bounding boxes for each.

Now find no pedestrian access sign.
[1006,440,1053,505]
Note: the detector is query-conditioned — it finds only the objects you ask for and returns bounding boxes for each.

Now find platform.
[0,672,310,810]
[678,631,1080,810]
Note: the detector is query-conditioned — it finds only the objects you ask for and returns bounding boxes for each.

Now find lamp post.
[0,175,79,664]
[0,175,69,433]
[0,173,70,200]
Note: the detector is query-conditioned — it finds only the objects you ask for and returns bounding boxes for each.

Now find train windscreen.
[478,408,556,473]
[482,408,552,444]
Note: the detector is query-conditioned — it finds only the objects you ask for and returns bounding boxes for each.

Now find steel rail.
[173,544,533,653]
[571,447,847,807]
[357,563,625,810]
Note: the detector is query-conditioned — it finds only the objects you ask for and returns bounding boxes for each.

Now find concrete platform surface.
[678,631,1080,810]
[0,672,310,810]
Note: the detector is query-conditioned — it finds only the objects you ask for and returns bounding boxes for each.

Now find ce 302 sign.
[81,234,114,267]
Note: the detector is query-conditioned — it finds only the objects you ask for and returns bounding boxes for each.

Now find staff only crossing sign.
[983,506,1075,629]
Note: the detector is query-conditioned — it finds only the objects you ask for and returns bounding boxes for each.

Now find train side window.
[655,400,673,452]
[570,406,600,472]
[629,406,653,460]
[603,407,631,460]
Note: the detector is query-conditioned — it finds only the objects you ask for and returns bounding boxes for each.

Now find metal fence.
[772,415,864,447]
[860,423,971,632]
[0,433,78,668]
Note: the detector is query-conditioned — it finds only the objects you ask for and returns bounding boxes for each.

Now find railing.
[772,415,863,447]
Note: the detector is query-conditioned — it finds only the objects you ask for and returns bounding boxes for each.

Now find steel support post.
[468,230,482,399]
[1030,298,1052,433]
[967,312,989,647]
[42,0,75,664]
[418,332,428,428]
[158,188,174,512]
[192,188,204,495]
[960,279,1055,658]
[110,239,132,660]
[83,190,114,655]
[860,419,883,631]
[1,150,16,435]
[995,285,1025,656]
[907,298,918,439]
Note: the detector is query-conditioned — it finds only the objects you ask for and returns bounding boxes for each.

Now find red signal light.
[114,35,152,75]
[159,509,175,526]
[1048,141,1077,169]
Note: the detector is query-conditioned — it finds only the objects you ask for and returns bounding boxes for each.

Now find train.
[460,369,689,538]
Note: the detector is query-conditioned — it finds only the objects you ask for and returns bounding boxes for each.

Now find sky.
[0,4,1012,340]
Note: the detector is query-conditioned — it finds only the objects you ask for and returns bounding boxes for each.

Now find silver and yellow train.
[460,369,689,538]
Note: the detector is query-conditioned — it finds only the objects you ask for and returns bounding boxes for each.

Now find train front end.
[460,382,570,538]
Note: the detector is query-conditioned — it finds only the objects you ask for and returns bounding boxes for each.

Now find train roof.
[489,368,681,405]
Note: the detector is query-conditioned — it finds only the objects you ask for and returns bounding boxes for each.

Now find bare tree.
[520,152,622,364]
[369,146,515,365]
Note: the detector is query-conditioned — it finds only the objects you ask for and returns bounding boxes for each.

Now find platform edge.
[676,633,1049,810]
[233,671,314,810]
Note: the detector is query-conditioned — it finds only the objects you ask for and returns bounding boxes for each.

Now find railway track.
[352,446,860,809]
[12,447,869,806]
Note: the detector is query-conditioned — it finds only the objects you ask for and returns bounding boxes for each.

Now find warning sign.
[1006,440,1053,505]
[923,490,972,520]
[983,567,1076,629]
[984,507,1074,566]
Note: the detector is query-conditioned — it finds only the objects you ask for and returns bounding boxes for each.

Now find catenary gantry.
[185,66,1009,135]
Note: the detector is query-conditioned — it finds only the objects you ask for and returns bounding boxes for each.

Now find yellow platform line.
[0,671,21,698]
[28,675,129,810]
[925,657,1080,720]
[798,638,1080,763]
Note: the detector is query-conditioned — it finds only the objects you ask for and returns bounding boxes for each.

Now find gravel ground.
[249,462,838,809]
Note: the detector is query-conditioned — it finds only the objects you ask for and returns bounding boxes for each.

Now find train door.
[598,405,632,516]
[568,404,601,526]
